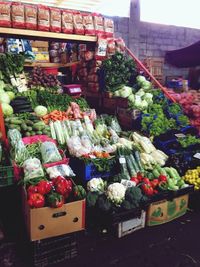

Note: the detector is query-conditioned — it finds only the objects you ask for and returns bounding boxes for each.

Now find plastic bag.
[11,2,25,29]
[73,12,84,35]
[95,35,107,60]
[62,10,73,34]
[93,14,104,35]
[40,141,62,164]
[104,18,114,37]
[0,2,11,27]
[14,140,30,166]
[23,158,44,181]
[50,7,61,32]
[8,129,22,148]
[83,14,95,36]
[38,5,50,31]
[25,4,37,30]
[46,164,75,179]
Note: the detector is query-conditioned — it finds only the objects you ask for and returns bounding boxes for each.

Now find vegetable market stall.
[0,2,199,266]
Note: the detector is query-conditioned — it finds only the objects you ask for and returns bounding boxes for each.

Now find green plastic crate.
[0,165,14,187]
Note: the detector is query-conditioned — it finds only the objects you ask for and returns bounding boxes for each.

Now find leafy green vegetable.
[178,134,200,148]
[86,191,99,207]
[101,52,137,92]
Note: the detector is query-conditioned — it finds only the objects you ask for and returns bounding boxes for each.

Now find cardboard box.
[117,107,141,130]
[146,194,189,226]
[115,210,146,238]
[33,52,49,63]
[102,96,117,114]
[22,188,85,241]
[31,41,49,48]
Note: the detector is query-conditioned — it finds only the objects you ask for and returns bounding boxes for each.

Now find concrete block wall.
[113,0,200,84]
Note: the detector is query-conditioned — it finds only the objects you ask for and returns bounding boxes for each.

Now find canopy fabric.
[165,41,200,68]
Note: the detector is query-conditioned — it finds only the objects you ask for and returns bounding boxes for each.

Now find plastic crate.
[0,164,14,187]
[31,233,77,267]
[70,158,115,181]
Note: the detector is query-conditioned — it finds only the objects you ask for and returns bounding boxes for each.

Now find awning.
[165,41,200,68]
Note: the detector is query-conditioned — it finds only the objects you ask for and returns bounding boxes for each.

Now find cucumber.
[25,120,34,126]
[33,125,45,131]
[30,131,36,136]
[10,119,23,125]
[25,132,31,137]
[21,123,28,131]
[27,126,33,131]
[36,131,43,135]
[8,124,17,129]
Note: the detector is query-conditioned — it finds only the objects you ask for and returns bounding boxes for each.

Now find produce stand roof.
[165,41,200,68]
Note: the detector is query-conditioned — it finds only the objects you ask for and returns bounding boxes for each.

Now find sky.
[140,0,200,29]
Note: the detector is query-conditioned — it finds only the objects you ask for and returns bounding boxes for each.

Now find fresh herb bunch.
[83,157,116,173]
[36,90,89,112]
[101,52,137,91]
[0,53,25,83]
[178,134,200,148]
[168,103,182,115]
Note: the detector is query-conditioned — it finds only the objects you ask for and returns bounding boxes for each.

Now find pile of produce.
[28,66,61,92]
[183,167,200,190]
[5,113,51,137]
[100,52,137,92]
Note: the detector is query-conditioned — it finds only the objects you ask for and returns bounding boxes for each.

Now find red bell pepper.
[28,193,45,208]
[37,180,53,195]
[27,185,38,196]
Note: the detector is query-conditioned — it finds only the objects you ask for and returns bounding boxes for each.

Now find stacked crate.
[143,57,164,85]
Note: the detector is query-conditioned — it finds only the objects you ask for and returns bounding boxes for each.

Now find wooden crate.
[143,57,164,79]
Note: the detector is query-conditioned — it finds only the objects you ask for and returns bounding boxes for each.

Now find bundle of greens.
[101,52,137,92]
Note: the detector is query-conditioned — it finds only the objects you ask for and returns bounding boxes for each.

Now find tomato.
[141,184,154,196]
[28,193,45,208]
[137,172,143,181]
[143,178,151,186]
[158,175,167,182]
[131,177,139,185]
[151,179,159,188]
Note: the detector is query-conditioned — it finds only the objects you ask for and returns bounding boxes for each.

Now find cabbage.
[143,93,153,104]
[140,100,149,110]
[1,103,13,116]
[136,75,146,85]
[0,92,10,104]
[7,91,15,101]
[34,105,48,117]
[136,89,145,97]
[128,94,135,104]
[142,80,152,90]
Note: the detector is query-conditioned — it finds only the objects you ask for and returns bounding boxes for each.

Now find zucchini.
[134,151,143,171]
[129,154,140,173]
[30,131,36,136]
[125,155,137,177]
[36,131,43,135]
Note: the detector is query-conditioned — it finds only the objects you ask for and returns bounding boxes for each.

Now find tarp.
[165,41,200,68]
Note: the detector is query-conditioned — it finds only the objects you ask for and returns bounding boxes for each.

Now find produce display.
[0,44,199,241]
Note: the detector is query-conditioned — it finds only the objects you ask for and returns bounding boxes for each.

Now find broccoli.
[86,191,99,208]
[97,195,112,212]
[124,186,143,208]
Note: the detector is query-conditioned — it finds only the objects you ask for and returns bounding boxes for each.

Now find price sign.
[175,133,186,138]
[193,153,200,159]
[119,157,126,164]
